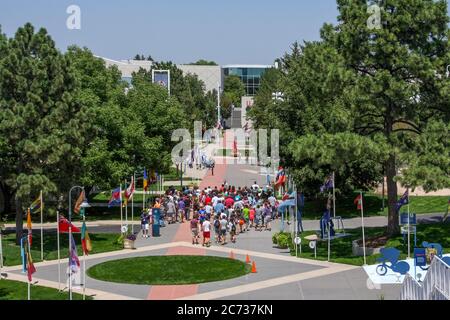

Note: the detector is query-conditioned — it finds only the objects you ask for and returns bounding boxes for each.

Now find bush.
[272,232,280,245]
[277,234,289,249]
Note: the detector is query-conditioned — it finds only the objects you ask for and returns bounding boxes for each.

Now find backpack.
[214,219,220,228]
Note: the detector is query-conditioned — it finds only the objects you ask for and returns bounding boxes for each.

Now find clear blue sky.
[0,1,448,65]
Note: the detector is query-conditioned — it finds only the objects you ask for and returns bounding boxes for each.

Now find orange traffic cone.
[229,251,235,260]
[245,254,251,264]
[251,261,257,273]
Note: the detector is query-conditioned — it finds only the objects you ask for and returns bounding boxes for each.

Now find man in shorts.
[190,213,199,245]
[140,210,150,238]
[202,218,211,247]
[220,215,228,245]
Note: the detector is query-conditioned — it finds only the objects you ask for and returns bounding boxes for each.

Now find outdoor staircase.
[400,256,450,300]
[231,108,242,129]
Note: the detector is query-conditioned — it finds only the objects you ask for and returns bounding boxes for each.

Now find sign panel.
[401,225,416,235]
[414,248,427,267]
[400,213,417,226]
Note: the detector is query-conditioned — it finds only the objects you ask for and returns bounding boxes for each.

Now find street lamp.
[68,186,90,300]
[217,82,221,129]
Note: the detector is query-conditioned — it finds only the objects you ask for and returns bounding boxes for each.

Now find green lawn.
[289,222,450,266]
[300,194,449,220]
[88,255,251,285]
[0,279,90,300]
[1,232,123,267]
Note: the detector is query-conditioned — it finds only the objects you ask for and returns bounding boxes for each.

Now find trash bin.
[152,208,161,237]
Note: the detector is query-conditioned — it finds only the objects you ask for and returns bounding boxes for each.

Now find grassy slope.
[1,232,122,267]
[0,279,90,300]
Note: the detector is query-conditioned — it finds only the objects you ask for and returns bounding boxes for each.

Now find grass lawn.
[0,279,90,300]
[289,222,450,266]
[88,255,251,285]
[301,194,449,220]
[1,232,123,267]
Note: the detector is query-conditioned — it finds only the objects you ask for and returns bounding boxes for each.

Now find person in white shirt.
[212,195,219,207]
[202,219,211,247]
[252,181,260,192]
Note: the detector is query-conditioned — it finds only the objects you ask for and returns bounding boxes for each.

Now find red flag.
[58,216,81,233]
[354,194,363,210]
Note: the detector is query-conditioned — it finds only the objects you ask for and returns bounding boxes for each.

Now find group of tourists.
[140,182,283,247]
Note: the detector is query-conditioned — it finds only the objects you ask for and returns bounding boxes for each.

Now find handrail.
[400,256,450,300]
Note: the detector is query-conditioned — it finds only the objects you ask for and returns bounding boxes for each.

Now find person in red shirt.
[225,196,234,209]
[205,195,212,206]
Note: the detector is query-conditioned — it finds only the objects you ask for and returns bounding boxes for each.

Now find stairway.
[400,256,450,300]
[231,108,242,129]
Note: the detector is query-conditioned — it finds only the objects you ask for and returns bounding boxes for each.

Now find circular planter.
[124,239,135,250]
[352,240,383,257]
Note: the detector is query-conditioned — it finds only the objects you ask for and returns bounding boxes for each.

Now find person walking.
[219,215,228,245]
[140,210,150,238]
[191,213,200,245]
[178,197,186,223]
[202,217,211,247]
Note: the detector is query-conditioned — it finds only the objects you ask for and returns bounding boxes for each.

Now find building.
[98,56,272,96]
[222,65,273,96]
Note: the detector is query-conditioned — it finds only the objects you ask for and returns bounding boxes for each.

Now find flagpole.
[120,184,123,234]
[125,179,128,230]
[407,189,411,259]
[132,173,135,234]
[360,191,367,266]
[332,172,336,219]
[40,190,43,262]
[27,238,31,301]
[0,224,3,278]
[82,213,86,300]
[57,209,61,291]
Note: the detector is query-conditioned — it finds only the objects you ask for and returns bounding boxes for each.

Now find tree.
[221,75,246,119]
[274,0,449,235]
[0,24,94,243]
[189,59,218,66]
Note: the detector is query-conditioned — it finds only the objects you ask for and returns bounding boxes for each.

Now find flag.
[108,187,122,208]
[396,189,409,212]
[58,216,81,233]
[24,238,36,282]
[26,208,32,246]
[30,195,42,213]
[68,233,80,274]
[320,175,334,193]
[124,176,135,206]
[74,190,85,215]
[143,168,148,192]
[81,222,92,255]
[354,194,363,210]
[443,198,450,222]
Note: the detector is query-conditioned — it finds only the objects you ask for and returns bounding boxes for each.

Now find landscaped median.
[88,255,251,285]
[280,222,450,266]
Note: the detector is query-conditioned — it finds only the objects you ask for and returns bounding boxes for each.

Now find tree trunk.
[386,154,399,236]
[0,183,13,216]
[15,197,23,245]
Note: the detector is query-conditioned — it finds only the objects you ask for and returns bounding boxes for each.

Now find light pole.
[68,186,90,300]
[217,83,221,128]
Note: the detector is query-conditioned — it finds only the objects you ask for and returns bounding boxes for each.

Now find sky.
[0,1,448,65]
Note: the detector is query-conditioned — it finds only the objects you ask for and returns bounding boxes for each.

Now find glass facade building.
[222,65,272,96]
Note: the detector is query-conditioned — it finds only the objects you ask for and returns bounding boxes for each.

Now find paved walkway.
[2,130,407,300]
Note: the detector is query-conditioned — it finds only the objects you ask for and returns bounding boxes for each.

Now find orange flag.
[27,208,32,230]
[74,190,85,214]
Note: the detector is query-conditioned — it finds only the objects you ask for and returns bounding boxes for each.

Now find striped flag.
[124,176,135,206]
[354,194,363,210]
[81,222,92,255]
[143,168,148,192]
[74,190,85,215]
[29,195,42,213]
[68,233,80,274]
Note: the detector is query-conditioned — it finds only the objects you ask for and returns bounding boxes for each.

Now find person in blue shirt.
[214,200,225,215]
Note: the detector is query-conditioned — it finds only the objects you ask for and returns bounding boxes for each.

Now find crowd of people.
[140,182,284,247]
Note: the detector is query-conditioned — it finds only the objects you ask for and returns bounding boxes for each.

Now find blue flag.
[396,189,409,212]
[320,176,334,193]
